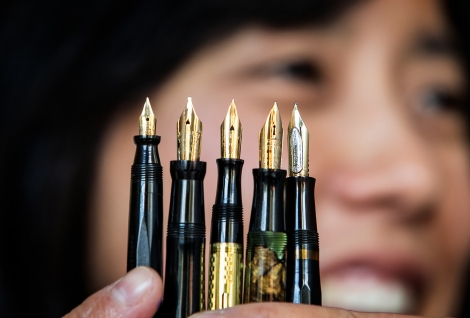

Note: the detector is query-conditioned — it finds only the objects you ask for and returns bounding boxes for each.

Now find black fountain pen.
[208,100,244,310]
[244,102,287,303]
[285,104,321,305]
[161,97,206,318]
[127,97,163,276]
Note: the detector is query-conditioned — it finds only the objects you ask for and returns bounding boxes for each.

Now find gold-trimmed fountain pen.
[208,100,244,310]
[285,104,321,305]
[244,102,287,303]
[161,97,206,318]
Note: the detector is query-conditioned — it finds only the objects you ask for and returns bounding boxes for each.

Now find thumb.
[64,267,163,318]
[189,303,418,318]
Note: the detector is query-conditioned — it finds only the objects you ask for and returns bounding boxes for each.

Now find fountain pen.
[244,102,287,303]
[161,97,206,318]
[127,98,163,275]
[285,104,321,305]
[208,100,244,310]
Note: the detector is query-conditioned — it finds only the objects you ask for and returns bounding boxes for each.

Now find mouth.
[320,253,426,314]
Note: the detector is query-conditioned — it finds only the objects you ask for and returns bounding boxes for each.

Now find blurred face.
[89,0,470,315]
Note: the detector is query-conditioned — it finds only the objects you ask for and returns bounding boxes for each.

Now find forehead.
[175,0,451,71]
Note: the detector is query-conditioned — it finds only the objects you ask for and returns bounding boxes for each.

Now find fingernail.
[111,267,153,306]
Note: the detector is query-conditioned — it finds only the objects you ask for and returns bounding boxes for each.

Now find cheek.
[87,112,136,291]
[437,147,470,267]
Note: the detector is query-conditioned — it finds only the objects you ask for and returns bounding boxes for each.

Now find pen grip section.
[248,169,286,232]
[244,231,287,303]
[127,139,163,275]
[285,177,317,231]
[163,230,205,318]
[168,160,206,225]
[285,230,321,305]
[214,159,243,205]
[133,135,161,164]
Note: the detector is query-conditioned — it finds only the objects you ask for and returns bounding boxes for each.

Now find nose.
[319,70,439,224]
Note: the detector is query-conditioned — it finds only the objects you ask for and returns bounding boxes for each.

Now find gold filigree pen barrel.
[244,102,287,303]
[161,97,206,317]
[209,100,244,310]
[285,104,321,305]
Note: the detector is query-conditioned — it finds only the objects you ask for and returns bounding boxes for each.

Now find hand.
[63,267,162,318]
[190,303,419,318]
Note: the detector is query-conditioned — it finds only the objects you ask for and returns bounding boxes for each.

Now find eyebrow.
[410,30,458,58]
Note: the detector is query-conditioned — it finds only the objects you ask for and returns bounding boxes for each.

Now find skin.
[83,0,470,316]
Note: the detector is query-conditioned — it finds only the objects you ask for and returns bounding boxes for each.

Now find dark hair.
[0,1,360,316]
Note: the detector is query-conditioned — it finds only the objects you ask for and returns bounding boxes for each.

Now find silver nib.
[288,103,309,177]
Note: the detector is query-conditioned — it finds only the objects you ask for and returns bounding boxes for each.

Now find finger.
[189,303,420,318]
[64,267,163,318]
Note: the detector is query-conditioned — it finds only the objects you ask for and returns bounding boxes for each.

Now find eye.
[271,60,322,83]
[419,88,465,114]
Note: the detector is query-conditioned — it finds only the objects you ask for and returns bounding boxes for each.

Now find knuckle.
[63,290,120,318]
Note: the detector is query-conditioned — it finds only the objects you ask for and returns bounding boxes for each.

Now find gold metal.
[288,103,309,177]
[293,248,319,260]
[259,102,283,169]
[221,99,242,159]
[139,97,156,136]
[177,97,203,160]
[208,243,243,310]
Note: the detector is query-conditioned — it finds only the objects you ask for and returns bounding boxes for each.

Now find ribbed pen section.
[131,164,163,182]
[167,223,205,238]
[287,229,319,248]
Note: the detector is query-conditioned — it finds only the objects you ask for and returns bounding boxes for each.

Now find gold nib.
[221,99,242,159]
[139,97,156,136]
[177,97,203,160]
[288,103,309,177]
[259,102,283,169]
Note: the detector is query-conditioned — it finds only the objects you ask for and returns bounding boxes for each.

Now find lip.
[320,246,428,298]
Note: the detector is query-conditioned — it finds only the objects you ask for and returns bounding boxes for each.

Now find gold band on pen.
[292,248,319,260]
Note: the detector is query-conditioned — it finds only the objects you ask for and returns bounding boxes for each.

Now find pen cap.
[168,160,206,226]
[248,168,286,232]
[285,176,317,232]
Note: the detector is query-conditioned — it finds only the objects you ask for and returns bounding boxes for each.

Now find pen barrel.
[209,159,244,310]
[244,169,287,303]
[285,235,321,305]
[164,231,205,318]
[127,135,163,275]
[162,160,206,318]
[285,177,321,305]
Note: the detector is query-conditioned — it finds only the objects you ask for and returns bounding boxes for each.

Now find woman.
[1,0,469,317]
